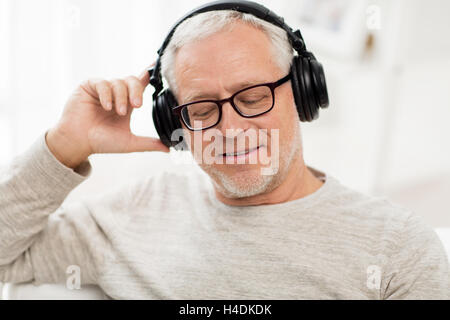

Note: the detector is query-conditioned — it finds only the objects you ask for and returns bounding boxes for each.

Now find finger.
[110,79,129,116]
[94,80,113,111]
[138,61,156,86]
[82,78,103,100]
[125,135,170,153]
[124,76,144,108]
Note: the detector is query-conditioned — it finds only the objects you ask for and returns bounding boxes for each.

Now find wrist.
[45,128,91,170]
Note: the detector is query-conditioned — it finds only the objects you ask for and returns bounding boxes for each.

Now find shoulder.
[327,177,449,297]
[320,176,440,258]
[320,176,414,231]
[318,176,449,298]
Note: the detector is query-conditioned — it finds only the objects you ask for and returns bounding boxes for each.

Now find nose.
[216,101,250,138]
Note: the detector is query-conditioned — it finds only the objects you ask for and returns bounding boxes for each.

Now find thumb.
[125,135,170,153]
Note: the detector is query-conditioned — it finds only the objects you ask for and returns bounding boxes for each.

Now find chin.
[202,163,277,199]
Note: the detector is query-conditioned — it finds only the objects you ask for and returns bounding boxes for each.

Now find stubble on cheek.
[199,126,300,199]
[185,101,302,199]
[200,162,275,198]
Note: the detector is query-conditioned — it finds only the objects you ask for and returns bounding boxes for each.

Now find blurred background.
[0,0,449,228]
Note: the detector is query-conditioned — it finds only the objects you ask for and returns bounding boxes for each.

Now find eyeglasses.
[172,73,291,131]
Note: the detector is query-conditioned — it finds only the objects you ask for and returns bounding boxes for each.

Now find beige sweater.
[0,131,449,299]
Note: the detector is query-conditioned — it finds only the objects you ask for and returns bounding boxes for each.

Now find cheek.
[265,93,298,150]
[280,89,297,120]
[278,90,297,130]
[185,130,217,159]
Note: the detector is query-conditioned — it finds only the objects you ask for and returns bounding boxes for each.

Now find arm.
[1,67,167,285]
[382,213,450,299]
[0,131,101,284]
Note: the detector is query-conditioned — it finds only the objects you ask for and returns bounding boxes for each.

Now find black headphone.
[149,0,329,149]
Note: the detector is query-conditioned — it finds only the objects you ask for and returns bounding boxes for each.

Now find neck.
[214,156,324,206]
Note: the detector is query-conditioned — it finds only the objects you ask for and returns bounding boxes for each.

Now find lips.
[221,146,260,157]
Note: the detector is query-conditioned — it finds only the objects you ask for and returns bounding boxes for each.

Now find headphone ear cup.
[152,89,184,149]
[163,90,189,151]
[310,59,329,109]
[152,94,170,148]
[297,56,313,122]
[302,57,320,121]
[290,56,308,122]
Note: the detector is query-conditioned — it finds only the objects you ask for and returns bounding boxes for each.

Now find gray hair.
[160,10,294,97]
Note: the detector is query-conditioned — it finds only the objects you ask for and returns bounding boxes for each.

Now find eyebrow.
[182,78,267,104]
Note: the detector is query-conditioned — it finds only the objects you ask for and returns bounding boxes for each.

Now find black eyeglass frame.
[172,72,292,131]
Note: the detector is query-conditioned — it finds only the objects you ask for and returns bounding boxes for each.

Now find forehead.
[174,22,282,102]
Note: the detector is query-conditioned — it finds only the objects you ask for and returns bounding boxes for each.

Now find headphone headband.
[149,0,307,96]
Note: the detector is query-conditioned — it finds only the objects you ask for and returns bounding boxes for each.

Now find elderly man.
[0,2,449,299]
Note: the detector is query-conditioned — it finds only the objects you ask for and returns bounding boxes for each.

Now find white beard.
[208,168,276,198]
[200,122,302,199]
